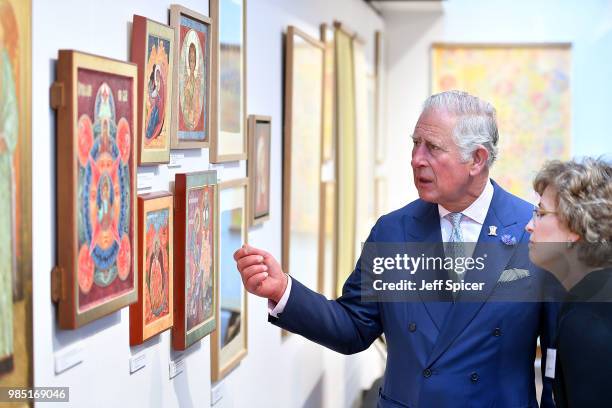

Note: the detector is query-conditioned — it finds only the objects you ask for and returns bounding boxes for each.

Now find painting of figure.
[0,0,30,384]
[144,36,170,147]
[178,18,207,139]
[144,208,170,324]
[186,185,214,331]
[77,74,134,313]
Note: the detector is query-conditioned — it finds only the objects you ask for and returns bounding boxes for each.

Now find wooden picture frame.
[333,22,357,297]
[169,5,213,149]
[51,50,138,329]
[211,178,248,381]
[209,0,247,163]
[130,192,174,346]
[131,15,175,165]
[172,170,218,350]
[319,23,337,298]
[282,26,324,293]
[1,0,33,391]
[247,115,270,226]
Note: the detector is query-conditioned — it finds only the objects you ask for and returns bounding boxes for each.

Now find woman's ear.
[469,146,489,176]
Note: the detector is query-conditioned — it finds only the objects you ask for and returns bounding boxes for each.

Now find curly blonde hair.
[533,157,612,267]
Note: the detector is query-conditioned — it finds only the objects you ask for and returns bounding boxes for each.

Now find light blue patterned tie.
[446,212,466,298]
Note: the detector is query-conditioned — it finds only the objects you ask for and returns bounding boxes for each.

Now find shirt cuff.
[268,275,292,318]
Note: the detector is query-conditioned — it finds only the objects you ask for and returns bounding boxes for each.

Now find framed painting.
[282,26,324,294]
[130,192,174,346]
[172,170,218,350]
[209,0,247,162]
[0,0,32,392]
[51,51,138,329]
[131,15,174,165]
[333,22,357,297]
[211,178,247,381]
[247,115,270,226]
[319,23,337,297]
[431,43,571,200]
[169,5,212,149]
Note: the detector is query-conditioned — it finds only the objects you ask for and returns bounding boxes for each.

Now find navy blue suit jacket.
[270,181,559,408]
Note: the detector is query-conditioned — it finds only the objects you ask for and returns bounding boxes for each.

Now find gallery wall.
[32,0,384,407]
[384,0,612,211]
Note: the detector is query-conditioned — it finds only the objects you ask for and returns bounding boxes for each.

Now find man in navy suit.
[234,91,558,407]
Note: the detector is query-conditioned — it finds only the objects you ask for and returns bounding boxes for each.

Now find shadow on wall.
[302,374,324,408]
[385,11,443,69]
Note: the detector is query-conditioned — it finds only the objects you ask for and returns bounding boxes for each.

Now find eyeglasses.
[531,207,557,225]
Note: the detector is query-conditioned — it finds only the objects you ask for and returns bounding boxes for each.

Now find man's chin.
[416,189,438,204]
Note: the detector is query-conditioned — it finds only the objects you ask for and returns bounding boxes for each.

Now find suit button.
[493,328,502,337]
[470,372,479,382]
[423,368,432,378]
[409,323,417,332]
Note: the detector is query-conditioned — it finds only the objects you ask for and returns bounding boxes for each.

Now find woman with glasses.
[526,157,612,407]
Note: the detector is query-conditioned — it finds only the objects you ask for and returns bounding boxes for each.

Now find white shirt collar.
[438,179,494,225]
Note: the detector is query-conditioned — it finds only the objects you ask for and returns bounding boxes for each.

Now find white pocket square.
[498,268,530,283]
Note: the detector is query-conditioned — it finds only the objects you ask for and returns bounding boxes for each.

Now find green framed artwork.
[333,22,357,297]
[172,170,218,350]
[211,178,248,381]
[209,0,247,162]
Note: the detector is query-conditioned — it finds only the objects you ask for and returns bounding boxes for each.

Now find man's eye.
[427,142,440,151]
[412,139,420,146]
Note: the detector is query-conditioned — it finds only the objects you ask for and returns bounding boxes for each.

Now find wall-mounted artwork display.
[209,0,247,162]
[374,31,385,165]
[0,0,32,389]
[169,5,212,149]
[211,178,247,381]
[130,192,174,346]
[51,50,138,329]
[318,23,336,297]
[431,43,571,200]
[247,115,270,226]
[173,170,218,350]
[282,26,324,293]
[131,15,174,165]
[333,22,357,297]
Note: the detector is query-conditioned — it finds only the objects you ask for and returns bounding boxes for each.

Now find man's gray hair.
[423,90,499,167]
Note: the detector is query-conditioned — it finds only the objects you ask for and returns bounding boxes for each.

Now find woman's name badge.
[545,348,557,379]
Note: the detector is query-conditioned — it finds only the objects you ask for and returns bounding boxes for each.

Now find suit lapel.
[403,202,452,331]
[425,181,523,367]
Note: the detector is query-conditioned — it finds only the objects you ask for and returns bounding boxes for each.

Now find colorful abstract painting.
[432,44,571,200]
[76,71,134,313]
[178,15,207,141]
[143,35,170,148]
[144,208,170,324]
[185,185,214,332]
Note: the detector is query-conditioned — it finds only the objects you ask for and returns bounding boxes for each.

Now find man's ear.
[469,146,489,176]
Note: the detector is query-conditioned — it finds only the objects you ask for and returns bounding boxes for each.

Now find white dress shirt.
[269,179,495,316]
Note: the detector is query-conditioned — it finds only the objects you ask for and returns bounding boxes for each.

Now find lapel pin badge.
[488,226,497,236]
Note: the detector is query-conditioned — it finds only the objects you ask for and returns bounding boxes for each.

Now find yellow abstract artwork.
[432,44,571,201]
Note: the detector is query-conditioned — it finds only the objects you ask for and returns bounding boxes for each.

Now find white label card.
[545,348,557,379]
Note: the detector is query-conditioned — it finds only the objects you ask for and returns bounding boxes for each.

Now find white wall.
[32,0,384,407]
[384,0,612,211]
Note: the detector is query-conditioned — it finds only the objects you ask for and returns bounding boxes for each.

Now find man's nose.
[525,219,534,233]
[411,145,427,168]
